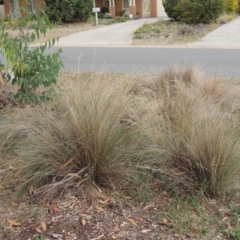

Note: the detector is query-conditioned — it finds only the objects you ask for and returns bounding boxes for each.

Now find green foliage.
[175,0,223,24]
[75,0,93,21]
[223,0,238,13]
[163,0,223,24]
[118,10,126,16]
[162,0,180,20]
[0,8,63,103]
[134,23,151,34]
[45,0,92,23]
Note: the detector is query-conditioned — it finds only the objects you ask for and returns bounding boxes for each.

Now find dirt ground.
[33,21,99,44]
[0,176,231,240]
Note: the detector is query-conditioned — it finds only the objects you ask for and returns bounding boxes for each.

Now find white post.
[95,11,98,26]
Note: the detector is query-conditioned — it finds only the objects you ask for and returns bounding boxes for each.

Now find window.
[123,0,129,8]
[27,0,37,13]
[104,0,109,8]
[9,0,14,11]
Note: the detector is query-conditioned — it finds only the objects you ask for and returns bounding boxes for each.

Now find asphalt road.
[54,47,240,78]
[1,47,240,78]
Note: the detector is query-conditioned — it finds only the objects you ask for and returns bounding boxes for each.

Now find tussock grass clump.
[1,68,240,199]
[0,76,143,198]
[217,12,238,24]
[136,67,240,196]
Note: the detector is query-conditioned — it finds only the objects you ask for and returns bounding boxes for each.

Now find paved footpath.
[189,17,240,49]
[55,18,158,47]
[54,16,240,49]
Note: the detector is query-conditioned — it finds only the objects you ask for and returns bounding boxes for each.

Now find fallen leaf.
[114,222,119,230]
[62,157,74,168]
[127,218,137,226]
[228,222,233,230]
[161,218,172,226]
[66,173,80,178]
[143,203,155,210]
[157,200,166,205]
[11,201,19,207]
[99,198,111,204]
[8,219,21,227]
[123,196,132,199]
[173,171,185,176]
[29,186,34,195]
[163,218,168,224]
[190,225,200,234]
[167,190,173,199]
[52,233,62,238]
[35,227,42,233]
[96,206,105,213]
[223,212,233,220]
[82,219,86,226]
[89,236,104,240]
[76,178,88,187]
[50,204,59,213]
[86,215,92,220]
[41,221,47,231]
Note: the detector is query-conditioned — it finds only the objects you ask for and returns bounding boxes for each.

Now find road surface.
[54,46,240,78]
[1,47,240,78]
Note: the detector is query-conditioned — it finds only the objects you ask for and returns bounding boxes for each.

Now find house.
[94,0,167,18]
[4,0,166,20]
[0,0,5,19]
[3,0,44,19]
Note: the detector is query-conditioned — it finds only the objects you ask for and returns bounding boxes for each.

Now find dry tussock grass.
[134,66,240,196]
[1,67,240,199]
[0,74,143,199]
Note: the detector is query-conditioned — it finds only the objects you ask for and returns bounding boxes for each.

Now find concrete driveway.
[55,18,158,47]
[54,16,240,49]
[189,17,240,49]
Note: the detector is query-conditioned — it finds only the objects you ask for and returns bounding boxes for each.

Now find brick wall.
[20,0,27,16]
[135,0,142,17]
[151,0,157,17]
[95,0,104,9]
[4,0,44,17]
[109,6,116,16]
[37,0,44,10]
[135,0,157,17]
[3,0,10,16]
[129,5,136,15]
[115,0,122,16]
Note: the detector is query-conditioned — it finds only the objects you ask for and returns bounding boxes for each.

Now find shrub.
[162,0,180,20]
[175,0,223,24]
[0,8,63,103]
[223,0,238,13]
[45,0,92,23]
[74,0,92,21]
